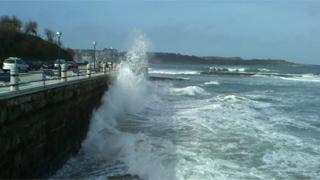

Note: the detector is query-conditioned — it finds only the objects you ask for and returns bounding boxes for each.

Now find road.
[0,68,107,95]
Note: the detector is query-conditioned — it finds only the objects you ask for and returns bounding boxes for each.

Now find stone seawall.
[0,75,110,178]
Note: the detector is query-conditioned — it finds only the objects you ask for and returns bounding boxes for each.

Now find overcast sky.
[1,1,320,64]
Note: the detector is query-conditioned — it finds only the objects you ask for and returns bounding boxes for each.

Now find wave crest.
[171,86,210,96]
[149,69,200,75]
[204,81,220,85]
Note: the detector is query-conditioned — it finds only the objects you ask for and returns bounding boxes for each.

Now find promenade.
[0,64,116,98]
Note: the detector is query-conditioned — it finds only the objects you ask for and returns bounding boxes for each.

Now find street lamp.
[56,32,62,59]
[56,31,62,77]
[92,41,96,71]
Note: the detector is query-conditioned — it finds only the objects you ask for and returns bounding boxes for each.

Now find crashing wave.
[171,86,210,96]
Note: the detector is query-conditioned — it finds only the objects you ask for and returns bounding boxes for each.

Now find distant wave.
[149,68,200,75]
[209,67,271,73]
[171,86,210,96]
[279,74,320,83]
[204,81,220,85]
[251,73,320,83]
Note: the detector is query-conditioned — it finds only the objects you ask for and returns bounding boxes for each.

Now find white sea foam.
[279,74,320,82]
[149,69,200,75]
[209,66,271,73]
[171,91,320,179]
[171,86,210,96]
[81,33,177,180]
[258,68,271,72]
[54,34,320,180]
[204,81,220,85]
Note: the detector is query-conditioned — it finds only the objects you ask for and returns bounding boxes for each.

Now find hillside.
[148,52,297,66]
[0,30,73,61]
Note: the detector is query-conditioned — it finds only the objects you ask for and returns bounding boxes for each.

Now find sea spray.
[81,33,177,179]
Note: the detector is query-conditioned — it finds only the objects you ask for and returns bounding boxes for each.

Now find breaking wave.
[279,74,320,83]
[170,86,210,96]
[209,66,271,73]
[149,68,200,75]
[204,81,220,85]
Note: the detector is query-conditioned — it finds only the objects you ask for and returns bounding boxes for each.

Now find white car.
[2,57,29,72]
[54,59,66,69]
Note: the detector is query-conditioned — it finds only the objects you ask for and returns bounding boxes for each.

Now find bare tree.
[66,48,75,59]
[44,28,54,43]
[0,16,22,32]
[24,21,38,35]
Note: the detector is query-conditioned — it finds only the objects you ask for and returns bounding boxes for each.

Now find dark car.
[27,62,42,70]
[67,61,78,70]
[41,62,54,69]
[0,70,10,82]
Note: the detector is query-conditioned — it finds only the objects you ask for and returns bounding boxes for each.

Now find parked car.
[54,59,66,69]
[27,62,42,70]
[41,62,54,69]
[0,69,10,82]
[67,61,78,70]
[2,57,29,72]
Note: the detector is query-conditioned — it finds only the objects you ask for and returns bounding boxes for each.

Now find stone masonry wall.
[0,75,110,178]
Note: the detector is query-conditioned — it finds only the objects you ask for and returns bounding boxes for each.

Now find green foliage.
[0,30,73,61]
[0,15,73,61]
[44,28,55,43]
[24,21,38,35]
[0,16,22,32]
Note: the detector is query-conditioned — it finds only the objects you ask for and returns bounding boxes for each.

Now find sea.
[52,36,320,180]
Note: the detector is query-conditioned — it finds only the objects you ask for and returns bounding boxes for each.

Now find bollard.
[58,64,61,78]
[86,63,91,77]
[108,62,112,72]
[113,63,116,72]
[103,63,107,74]
[10,62,19,91]
[61,63,67,82]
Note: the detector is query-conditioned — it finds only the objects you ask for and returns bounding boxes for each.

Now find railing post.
[98,61,101,72]
[10,62,19,91]
[61,63,67,82]
[86,63,91,77]
[77,68,80,79]
[42,70,46,87]
[103,62,106,74]
[108,62,112,72]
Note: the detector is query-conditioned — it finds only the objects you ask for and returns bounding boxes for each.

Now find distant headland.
[147,52,300,66]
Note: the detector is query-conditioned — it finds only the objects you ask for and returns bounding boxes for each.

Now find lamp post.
[56,32,62,59]
[92,41,96,71]
[56,31,62,77]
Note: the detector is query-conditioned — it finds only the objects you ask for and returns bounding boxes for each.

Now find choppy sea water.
[52,34,320,179]
[52,62,320,180]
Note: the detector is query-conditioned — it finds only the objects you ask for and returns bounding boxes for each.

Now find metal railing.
[0,62,117,98]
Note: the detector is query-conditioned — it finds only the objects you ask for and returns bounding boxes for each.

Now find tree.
[44,28,54,43]
[24,21,38,35]
[0,16,22,32]
[65,48,75,59]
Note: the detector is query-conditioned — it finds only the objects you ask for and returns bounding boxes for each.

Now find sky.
[1,0,320,64]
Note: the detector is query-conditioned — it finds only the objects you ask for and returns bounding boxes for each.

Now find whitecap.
[171,86,210,96]
[279,75,320,82]
[149,69,200,75]
[204,81,220,85]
